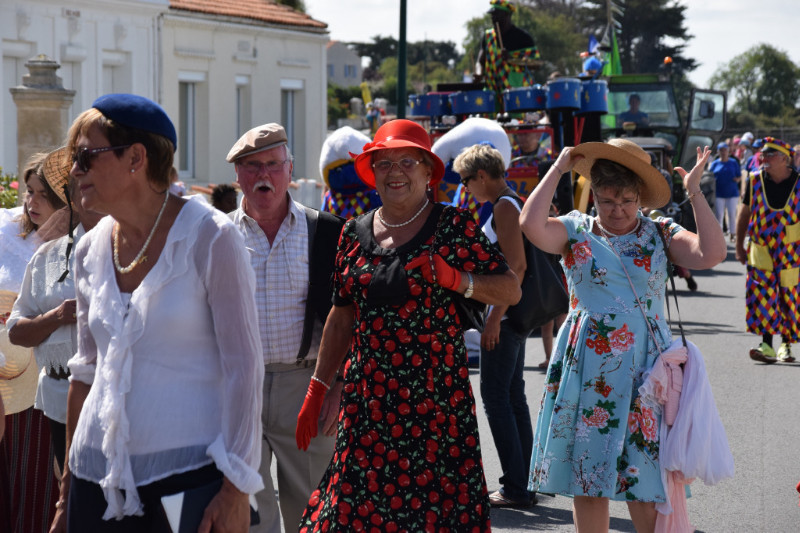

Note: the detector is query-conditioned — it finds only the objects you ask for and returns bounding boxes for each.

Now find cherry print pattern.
[299,206,507,532]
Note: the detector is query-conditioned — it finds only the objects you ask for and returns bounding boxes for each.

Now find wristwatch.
[464,272,474,299]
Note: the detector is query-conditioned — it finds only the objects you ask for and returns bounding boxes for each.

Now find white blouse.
[0,207,42,368]
[7,225,85,423]
[68,199,264,520]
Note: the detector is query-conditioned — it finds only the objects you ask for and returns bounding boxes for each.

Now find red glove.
[295,378,328,450]
[796,480,800,507]
[405,253,462,291]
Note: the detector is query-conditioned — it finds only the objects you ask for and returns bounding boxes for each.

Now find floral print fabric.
[299,204,507,532]
[529,212,681,502]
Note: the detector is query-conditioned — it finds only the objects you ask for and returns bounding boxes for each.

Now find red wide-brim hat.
[353,119,445,189]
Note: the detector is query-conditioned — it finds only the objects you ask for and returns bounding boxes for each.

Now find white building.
[1,0,328,184]
[326,41,362,88]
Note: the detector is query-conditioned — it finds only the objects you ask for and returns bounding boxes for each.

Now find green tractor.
[573,73,727,231]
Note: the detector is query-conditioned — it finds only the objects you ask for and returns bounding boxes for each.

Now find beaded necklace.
[377,198,430,228]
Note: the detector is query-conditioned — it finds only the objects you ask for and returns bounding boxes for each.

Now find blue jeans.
[479,321,534,500]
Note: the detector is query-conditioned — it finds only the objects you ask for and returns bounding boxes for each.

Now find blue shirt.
[710,158,741,198]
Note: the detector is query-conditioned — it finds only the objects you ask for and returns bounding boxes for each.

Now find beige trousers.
[251,363,335,533]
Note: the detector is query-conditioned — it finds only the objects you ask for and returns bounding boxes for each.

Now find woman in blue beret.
[48,94,264,533]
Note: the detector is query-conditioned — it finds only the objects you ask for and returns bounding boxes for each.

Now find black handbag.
[503,196,569,335]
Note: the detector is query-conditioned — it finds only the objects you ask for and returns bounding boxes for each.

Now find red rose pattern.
[299,207,504,532]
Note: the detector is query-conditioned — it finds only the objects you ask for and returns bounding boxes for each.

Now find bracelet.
[551,165,564,175]
[687,190,703,202]
[310,375,331,391]
[463,272,474,299]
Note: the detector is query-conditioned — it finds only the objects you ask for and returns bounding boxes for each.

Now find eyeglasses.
[372,158,423,173]
[594,195,639,210]
[459,174,475,187]
[238,159,289,175]
[72,145,132,173]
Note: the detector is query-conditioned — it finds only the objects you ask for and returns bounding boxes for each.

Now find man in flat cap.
[227,124,344,531]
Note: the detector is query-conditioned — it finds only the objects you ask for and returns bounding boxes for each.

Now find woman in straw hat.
[520,139,726,532]
[295,119,520,531]
[7,148,104,477]
[47,94,263,533]
[1,152,66,533]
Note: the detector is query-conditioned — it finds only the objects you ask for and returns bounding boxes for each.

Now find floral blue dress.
[529,211,681,502]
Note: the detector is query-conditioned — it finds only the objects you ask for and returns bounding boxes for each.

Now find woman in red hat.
[296,119,520,531]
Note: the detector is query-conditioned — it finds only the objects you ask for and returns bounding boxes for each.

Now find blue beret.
[92,93,177,150]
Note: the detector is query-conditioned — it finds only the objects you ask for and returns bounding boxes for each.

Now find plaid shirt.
[232,199,322,364]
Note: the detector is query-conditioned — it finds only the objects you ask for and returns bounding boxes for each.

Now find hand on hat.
[405,253,462,292]
[552,146,583,174]
[674,145,711,196]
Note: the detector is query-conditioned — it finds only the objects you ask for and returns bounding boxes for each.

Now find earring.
[130,168,135,173]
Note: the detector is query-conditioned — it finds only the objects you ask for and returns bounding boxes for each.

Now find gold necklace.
[113,191,169,274]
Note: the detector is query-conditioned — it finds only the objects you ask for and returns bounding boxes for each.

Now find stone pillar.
[9,54,76,198]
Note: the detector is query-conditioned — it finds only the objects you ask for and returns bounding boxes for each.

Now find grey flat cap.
[226,123,288,162]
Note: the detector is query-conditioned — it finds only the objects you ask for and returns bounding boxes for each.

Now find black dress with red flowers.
[298,204,508,533]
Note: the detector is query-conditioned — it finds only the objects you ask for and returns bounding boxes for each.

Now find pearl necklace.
[596,218,640,238]
[113,191,169,274]
[377,198,430,228]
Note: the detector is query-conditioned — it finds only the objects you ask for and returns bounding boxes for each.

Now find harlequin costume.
[482,0,538,96]
[742,138,800,358]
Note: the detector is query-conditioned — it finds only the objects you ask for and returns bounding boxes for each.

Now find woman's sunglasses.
[72,145,131,172]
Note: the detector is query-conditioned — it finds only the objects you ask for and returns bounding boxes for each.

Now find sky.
[303,0,800,89]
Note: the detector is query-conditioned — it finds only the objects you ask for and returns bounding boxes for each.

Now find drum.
[546,77,581,110]
[577,79,608,115]
[503,85,548,113]
[410,92,451,116]
[449,90,496,114]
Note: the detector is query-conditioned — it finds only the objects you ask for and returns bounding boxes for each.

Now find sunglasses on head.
[72,145,131,172]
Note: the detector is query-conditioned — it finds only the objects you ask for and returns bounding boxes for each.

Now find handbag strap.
[597,218,686,353]
[653,222,688,348]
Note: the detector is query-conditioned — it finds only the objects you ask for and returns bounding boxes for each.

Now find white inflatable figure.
[319,126,381,219]
[432,117,513,169]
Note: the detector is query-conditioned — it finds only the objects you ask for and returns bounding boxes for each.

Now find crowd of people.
[0,85,753,533]
[1,4,791,524]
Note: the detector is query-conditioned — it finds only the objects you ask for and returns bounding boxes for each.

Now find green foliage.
[0,168,20,209]
[709,44,800,117]
[581,0,697,76]
[327,84,363,128]
[275,0,305,12]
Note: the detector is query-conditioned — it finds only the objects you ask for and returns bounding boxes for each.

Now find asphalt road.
[474,244,800,532]
[271,243,800,532]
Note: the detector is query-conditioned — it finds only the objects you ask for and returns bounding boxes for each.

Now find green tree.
[275,0,306,11]
[350,36,399,73]
[710,44,800,117]
[581,0,697,76]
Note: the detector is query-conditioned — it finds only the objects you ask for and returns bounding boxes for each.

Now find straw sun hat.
[0,290,38,415]
[42,146,72,205]
[571,138,671,209]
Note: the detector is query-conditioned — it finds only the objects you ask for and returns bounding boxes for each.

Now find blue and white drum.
[545,77,581,110]
[410,93,451,116]
[503,85,548,112]
[578,79,608,115]
[449,90,496,114]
